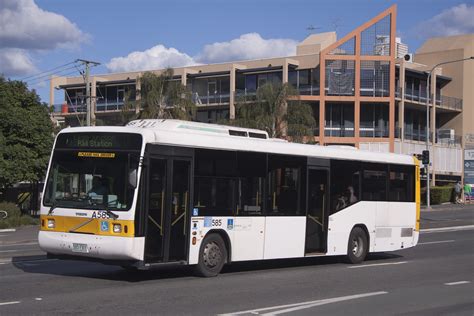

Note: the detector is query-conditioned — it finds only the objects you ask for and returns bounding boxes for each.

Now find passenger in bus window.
[346,186,358,204]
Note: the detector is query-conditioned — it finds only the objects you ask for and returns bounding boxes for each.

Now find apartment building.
[49,5,472,185]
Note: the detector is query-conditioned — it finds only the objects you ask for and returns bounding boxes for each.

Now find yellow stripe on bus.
[413,156,421,231]
[40,215,134,237]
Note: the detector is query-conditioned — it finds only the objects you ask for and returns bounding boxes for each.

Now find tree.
[0,76,54,189]
[121,69,196,124]
[231,82,316,142]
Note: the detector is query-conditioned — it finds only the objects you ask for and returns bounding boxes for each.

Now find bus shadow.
[12,252,404,283]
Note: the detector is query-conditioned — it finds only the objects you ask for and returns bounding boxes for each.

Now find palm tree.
[232,82,316,142]
[121,69,196,124]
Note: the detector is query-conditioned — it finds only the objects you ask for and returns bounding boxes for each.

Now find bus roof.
[59,119,416,166]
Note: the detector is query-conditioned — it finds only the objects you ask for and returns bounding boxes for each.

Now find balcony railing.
[235,90,257,102]
[399,128,461,146]
[395,87,463,111]
[360,127,389,138]
[297,85,320,96]
[96,100,126,112]
[192,92,230,106]
[324,127,355,137]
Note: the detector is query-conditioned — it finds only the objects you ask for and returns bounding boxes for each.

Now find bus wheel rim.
[203,241,221,268]
[352,237,362,256]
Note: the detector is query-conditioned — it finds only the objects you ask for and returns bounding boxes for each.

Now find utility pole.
[76,59,100,126]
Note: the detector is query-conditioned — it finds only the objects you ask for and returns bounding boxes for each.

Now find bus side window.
[388,165,415,202]
[194,149,237,216]
[266,154,305,216]
[362,163,388,201]
[237,152,266,216]
[330,160,360,214]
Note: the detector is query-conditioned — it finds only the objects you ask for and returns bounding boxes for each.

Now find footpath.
[421,203,474,212]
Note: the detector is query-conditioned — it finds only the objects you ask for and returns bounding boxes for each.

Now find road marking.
[0,301,20,306]
[35,298,42,301]
[445,281,471,286]
[0,258,56,266]
[0,229,16,233]
[421,225,474,233]
[0,250,19,253]
[348,261,407,269]
[418,240,455,245]
[0,242,39,248]
[221,291,387,315]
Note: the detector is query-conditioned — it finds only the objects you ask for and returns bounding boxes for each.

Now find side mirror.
[128,169,137,188]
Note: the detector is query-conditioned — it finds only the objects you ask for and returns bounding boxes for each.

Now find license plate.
[72,243,89,253]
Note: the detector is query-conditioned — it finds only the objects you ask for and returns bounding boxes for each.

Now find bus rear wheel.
[346,227,368,264]
[195,233,227,277]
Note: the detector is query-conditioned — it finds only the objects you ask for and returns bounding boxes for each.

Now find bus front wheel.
[195,233,227,277]
[346,227,368,264]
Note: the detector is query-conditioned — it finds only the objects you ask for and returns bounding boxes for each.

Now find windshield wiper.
[47,201,57,215]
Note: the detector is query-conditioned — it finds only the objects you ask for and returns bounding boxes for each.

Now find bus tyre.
[346,227,368,264]
[195,234,227,277]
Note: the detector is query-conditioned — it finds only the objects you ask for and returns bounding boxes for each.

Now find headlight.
[47,219,55,229]
[113,224,122,233]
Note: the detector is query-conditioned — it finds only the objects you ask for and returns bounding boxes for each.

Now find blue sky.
[1,0,473,103]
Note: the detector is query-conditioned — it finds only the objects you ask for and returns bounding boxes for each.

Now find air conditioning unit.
[438,129,455,141]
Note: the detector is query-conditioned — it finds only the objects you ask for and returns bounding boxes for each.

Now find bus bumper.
[38,231,144,261]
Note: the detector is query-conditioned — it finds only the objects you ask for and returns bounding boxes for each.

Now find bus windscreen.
[43,133,142,211]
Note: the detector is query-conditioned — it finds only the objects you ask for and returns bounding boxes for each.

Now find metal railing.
[395,87,463,111]
[324,127,355,137]
[359,127,389,138]
[398,127,462,146]
[192,92,230,106]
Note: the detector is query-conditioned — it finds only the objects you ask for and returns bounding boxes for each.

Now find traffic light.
[422,150,430,165]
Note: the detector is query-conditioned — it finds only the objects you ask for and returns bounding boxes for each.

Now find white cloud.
[0,0,87,50]
[0,0,87,77]
[415,3,474,39]
[106,45,197,73]
[106,33,298,72]
[196,33,298,63]
[0,48,37,76]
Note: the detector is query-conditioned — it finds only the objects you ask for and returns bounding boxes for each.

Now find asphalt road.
[0,205,473,315]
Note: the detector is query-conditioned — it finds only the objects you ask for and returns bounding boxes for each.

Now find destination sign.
[55,133,142,150]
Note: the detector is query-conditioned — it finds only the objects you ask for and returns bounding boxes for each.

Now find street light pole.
[425,56,473,210]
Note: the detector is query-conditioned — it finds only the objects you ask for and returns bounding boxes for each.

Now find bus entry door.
[305,168,329,254]
[145,157,190,263]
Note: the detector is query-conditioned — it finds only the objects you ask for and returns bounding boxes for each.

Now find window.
[266,155,305,216]
[389,165,414,202]
[237,152,266,215]
[194,149,237,216]
[362,163,387,201]
[330,160,360,213]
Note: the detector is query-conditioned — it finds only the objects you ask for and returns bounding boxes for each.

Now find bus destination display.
[55,133,142,150]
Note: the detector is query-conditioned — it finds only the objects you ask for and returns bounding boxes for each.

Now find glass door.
[145,157,191,263]
[305,168,329,254]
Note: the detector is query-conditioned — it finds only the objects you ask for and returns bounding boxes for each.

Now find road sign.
[465,149,474,184]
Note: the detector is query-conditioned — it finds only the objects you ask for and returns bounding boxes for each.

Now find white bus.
[39,119,420,276]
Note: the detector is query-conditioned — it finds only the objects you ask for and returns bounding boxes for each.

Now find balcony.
[396,87,463,111]
[324,127,354,137]
[234,90,257,103]
[360,127,389,138]
[96,99,126,112]
[192,92,230,106]
[295,85,320,96]
[400,128,461,146]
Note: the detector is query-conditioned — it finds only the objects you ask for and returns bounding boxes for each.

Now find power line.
[24,65,81,84]
[20,61,79,81]
[27,70,82,87]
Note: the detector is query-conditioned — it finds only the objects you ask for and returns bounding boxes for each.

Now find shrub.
[0,202,21,218]
[0,202,39,229]
[430,186,454,205]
